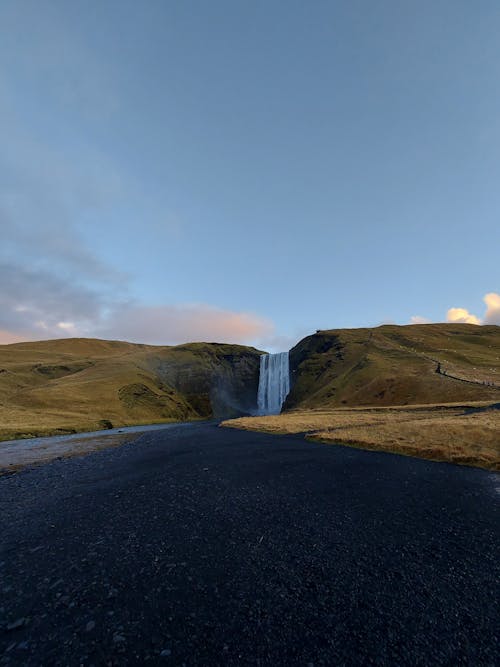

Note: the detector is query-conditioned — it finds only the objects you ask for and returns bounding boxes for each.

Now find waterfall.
[257,352,290,415]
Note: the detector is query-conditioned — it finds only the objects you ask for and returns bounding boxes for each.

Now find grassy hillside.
[286,324,500,409]
[0,338,262,441]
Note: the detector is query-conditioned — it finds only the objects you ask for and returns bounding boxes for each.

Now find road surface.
[1,422,498,665]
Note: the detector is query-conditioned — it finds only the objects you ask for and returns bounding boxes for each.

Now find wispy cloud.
[0,263,104,340]
[0,260,277,347]
[0,330,27,345]
[99,304,274,346]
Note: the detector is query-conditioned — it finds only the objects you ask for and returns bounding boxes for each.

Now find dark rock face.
[209,352,262,418]
[155,345,262,419]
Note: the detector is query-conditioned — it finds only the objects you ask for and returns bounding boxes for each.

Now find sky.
[1,0,499,350]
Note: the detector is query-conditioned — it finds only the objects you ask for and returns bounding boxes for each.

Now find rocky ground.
[0,423,182,475]
[1,422,499,665]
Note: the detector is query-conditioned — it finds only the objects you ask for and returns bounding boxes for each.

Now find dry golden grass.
[221,404,500,471]
[0,403,179,443]
[0,339,191,440]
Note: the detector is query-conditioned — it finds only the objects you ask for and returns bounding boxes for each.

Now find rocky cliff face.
[153,343,262,418]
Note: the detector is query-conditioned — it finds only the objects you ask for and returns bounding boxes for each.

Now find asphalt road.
[1,422,499,666]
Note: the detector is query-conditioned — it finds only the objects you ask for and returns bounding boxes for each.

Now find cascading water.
[257,352,290,415]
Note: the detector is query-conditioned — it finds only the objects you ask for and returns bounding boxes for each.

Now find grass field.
[221,403,500,471]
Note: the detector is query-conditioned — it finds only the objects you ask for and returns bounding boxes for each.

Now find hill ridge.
[286,323,500,410]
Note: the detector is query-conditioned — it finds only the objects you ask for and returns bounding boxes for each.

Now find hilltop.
[0,338,262,441]
[286,323,500,409]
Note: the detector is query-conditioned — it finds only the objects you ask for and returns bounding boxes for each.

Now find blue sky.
[1,0,499,349]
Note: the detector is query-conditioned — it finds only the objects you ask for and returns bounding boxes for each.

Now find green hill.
[0,338,262,441]
[286,323,500,409]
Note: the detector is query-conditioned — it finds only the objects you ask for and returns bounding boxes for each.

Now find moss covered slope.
[286,324,500,409]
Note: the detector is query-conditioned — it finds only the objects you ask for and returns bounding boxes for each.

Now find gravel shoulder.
[0,422,187,475]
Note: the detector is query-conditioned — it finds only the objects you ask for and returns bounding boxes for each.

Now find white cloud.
[446,307,481,325]
[410,315,431,324]
[446,293,500,325]
[483,292,500,325]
